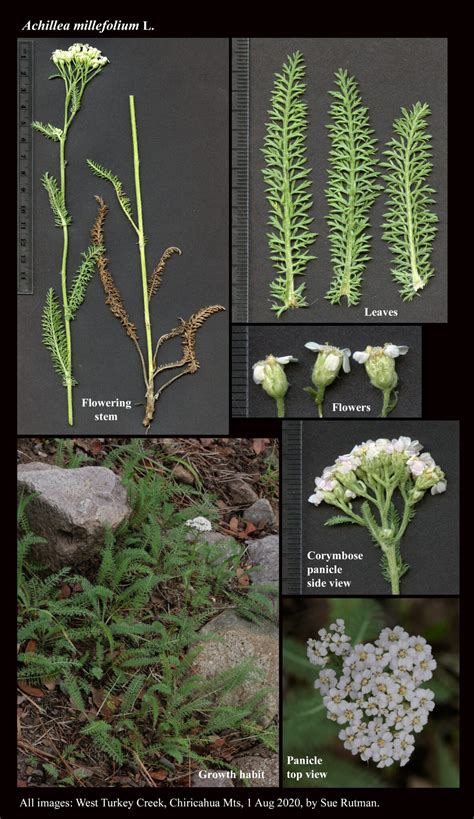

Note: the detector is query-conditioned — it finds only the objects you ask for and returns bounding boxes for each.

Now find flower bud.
[252,354,297,400]
[305,342,351,388]
[353,344,408,392]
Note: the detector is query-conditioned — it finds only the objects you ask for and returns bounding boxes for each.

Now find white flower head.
[185,516,212,533]
[308,620,436,769]
[252,354,297,411]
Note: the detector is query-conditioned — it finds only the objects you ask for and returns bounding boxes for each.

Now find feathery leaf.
[42,288,72,385]
[87,160,135,225]
[32,121,63,141]
[325,69,381,306]
[42,172,71,228]
[261,51,317,317]
[381,102,438,301]
[67,245,104,319]
[91,196,138,341]
[148,247,181,300]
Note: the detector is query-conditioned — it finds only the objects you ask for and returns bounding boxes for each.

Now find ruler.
[231,324,249,417]
[282,421,303,595]
[231,38,249,322]
[18,40,34,295]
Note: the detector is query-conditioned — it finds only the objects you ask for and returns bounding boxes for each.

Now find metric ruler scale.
[231,38,249,322]
[18,41,34,294]
[231,324,249,417]
[282,421,303,595]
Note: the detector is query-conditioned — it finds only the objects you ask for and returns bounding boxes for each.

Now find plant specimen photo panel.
[282,420,459,595]
[17,437,279,788]
[282,597,459,788]
[18,38,228,434]
[246,37,447,323]
[243,325,421,419]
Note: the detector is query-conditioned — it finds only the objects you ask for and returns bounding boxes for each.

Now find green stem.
[316,385,325,418]
[381,388,392,417]
[129,96,155,427]
[383,543,400,595]
[59,118,73,426]
[282,62,296,309]
[276,396,285,418]
[404,113,425,294]
[339,84,355,304]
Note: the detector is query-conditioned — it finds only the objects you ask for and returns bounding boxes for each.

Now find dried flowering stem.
[88,97,224,428]
[307,619,436,768]
[309,437,447,594]
[33,43,108,425]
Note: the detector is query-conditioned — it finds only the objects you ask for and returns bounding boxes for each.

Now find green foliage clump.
[18,447,277,781]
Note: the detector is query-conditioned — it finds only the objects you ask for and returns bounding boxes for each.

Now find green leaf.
[86,159,135,224]
[32,121,63,141]
[329,598,384,644]
[41,172,71,228]
[381,102,438,301]
[324,515,357,526]
[67,245,104,319]
[41,288,71,385]
[261,51,317,316]
[325,69,381,306]
[436,740,459,787]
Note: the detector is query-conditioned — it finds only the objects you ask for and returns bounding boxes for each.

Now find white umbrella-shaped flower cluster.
[307,619,436,768]
[308,437,446,594]
[52,43,109,69]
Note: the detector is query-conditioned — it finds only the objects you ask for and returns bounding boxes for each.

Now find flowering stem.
[129,96,155,427]
[276,397,285,418]
[59,106,73,426]
[315,386,325,418]
[381,389,391,417]
[382,543,400,595]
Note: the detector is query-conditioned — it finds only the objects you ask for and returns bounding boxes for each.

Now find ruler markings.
[231,38,249,323]
[282,421,303,595]
[18,40,34,295]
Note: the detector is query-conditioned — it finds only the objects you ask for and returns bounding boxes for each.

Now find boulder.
[227,479,259,506]
[17,463,130,568]
[243,499,276,528]
[247,535,279,584]
[234,754,279,788]
[194,609,278,726]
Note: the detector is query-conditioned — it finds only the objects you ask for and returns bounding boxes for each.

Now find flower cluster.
[309,436,446,508]
[307,619,436,768]
[185,516,213,533]
[308,437,446,594]
[52,43,109,69]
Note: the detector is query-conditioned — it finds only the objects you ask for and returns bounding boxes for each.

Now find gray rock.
[243,499,276,527]
[234,754,279,788]
[186,530,241,565]
[191,773,235,788]
[247,535,279,584]
[227,479,259,506]
[17,463,130,568]
[194,610,278,726]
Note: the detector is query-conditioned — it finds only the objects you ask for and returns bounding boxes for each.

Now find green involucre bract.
[325,69,381,307]
[381,102,438,301]
[261,51,317,318]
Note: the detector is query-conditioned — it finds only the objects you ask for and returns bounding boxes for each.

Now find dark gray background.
[287,420,458,594]
[18,38,228,434]
[247,325,421,418]
[248,38,447,323]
